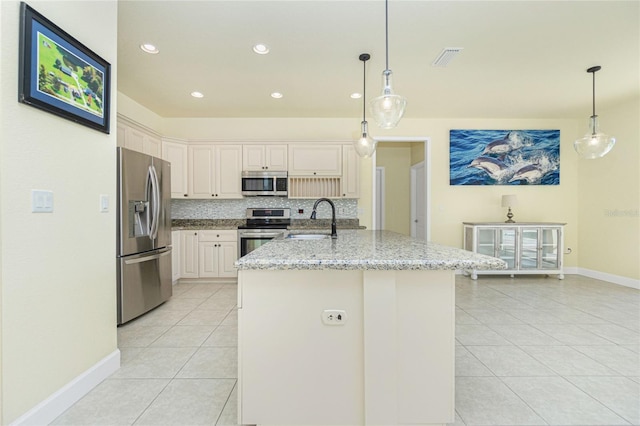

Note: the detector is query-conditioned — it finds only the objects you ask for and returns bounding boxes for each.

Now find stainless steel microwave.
[241,171,288,196]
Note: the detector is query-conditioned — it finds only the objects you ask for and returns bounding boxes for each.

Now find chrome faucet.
[310,198,337,239]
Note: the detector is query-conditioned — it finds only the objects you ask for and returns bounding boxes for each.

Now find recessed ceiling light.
[270,92,283,99]
[140,43,159,54]
[253,44,270,55]
[191,91,204,98]
[350,93,362,99]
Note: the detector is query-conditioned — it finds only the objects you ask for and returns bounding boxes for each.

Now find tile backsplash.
[172,198,358,220]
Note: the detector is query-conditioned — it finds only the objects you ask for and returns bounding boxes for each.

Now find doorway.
[372,137,430,240]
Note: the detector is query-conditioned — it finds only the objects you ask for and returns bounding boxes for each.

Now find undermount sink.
[285,233,331,240]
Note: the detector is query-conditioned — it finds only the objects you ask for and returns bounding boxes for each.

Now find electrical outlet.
[322,309,347,325]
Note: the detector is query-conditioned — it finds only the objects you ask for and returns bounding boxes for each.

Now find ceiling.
[117,1,639,120]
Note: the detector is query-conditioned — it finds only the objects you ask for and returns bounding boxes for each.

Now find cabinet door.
[519,228,540,269]
[288,145,342,176]
[216,145,243,198]
[163,141,189,198]
[539,227,561,270]
[476,228,496,257]
[341,145,360,198]
[218,241,239,278]
[243,145,266,171]
[188,145,216,198]
[180,231,199,278]
[497,228,517,269]
[265,145,288,170]
[126,128,146,153]
[198,241,220,278]
[171,230,181,282]
[144,135,162,157]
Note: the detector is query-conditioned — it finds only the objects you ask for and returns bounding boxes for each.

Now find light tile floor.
[52,275,640,426]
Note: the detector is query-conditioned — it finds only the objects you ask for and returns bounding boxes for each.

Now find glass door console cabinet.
[463,222,565,280]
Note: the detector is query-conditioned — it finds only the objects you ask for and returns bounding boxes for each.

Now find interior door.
[411,162,426,240]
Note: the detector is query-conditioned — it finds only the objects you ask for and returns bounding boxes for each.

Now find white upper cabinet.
[243,145,288,171]
[341,145,360,198]
[162,140,188,198]
[188,144,242,199]
[189,145,216,198]
[288,144,342,176]
[117,120,162,157]
[216,145,243,198]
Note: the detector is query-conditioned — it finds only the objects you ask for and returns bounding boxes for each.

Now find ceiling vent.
[432,48,463,67]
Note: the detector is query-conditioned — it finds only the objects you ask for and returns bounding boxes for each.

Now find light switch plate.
[100,194,109,213]
[32,190,53,213]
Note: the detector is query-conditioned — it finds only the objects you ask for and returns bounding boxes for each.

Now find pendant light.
[370,0,407,129]
[574,66,616,159]
[354,53,377,158]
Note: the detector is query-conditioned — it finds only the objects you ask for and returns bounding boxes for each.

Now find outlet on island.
[321,309,347,325]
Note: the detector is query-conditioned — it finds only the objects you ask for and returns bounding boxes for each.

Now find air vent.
[432,48,463,67]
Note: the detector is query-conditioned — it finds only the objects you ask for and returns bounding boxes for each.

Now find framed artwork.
[450,129,560,185]
[18,2,111,133]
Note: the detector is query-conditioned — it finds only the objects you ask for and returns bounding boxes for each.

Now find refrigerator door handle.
[147,165,160,241]
[123,247,172,265]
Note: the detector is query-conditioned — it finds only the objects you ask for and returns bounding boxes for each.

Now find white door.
[375,167,385,230]
[411,162,426,240]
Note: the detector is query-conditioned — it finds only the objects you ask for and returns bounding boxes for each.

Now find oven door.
[238,229,285,257]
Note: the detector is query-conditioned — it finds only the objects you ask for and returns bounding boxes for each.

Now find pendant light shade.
[354,53,377,158]
[370,0,406,129]
[574,66,615,159]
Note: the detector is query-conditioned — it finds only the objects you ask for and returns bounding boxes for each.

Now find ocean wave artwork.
[450,129,560,186]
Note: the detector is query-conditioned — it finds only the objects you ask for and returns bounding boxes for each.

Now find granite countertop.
[235,230,508,271]
[171,219,364,230]
[172,219,244,230]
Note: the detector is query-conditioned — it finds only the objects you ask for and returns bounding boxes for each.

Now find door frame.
[371,137,431,241]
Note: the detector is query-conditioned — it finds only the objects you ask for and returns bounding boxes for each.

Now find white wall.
[0,1,118,423]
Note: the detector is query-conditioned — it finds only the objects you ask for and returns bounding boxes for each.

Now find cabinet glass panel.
[476,228,496,257]
[498,228,516,269]
[540,228,559,269]
[520,228,539,269]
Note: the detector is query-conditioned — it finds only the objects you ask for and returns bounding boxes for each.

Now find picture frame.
[450,129,560,186]
[18,2,111,133]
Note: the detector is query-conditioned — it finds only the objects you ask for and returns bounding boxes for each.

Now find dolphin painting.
[467,156,507,180]
[481,137,513,155]
[508,164,543,184]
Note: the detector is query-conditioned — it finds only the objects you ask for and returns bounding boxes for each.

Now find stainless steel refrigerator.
[117,147,172,325]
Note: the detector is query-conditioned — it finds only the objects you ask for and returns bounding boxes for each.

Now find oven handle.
[239,232,284,238]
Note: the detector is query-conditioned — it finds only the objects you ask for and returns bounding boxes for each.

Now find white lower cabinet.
[171,230,181,282]
[180,230,238,279]
[463,222,565,279]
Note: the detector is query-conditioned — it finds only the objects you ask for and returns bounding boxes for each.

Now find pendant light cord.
[385,0,389,71]
[363,57,367,122]
[592,70,596,118]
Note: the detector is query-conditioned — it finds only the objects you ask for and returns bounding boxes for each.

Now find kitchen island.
[235,230,506,426]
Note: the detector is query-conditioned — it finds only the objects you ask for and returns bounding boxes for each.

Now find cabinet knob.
[183,194,188,197]
[313,172,317,175]
[194,232,197,236]
[216,234,220,237]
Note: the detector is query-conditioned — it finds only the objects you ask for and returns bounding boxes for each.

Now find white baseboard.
[577,268,640,290]
[455,267,639,290]
[10,349,120,426]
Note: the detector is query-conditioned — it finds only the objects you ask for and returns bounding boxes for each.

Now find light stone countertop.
[235,230,508,271]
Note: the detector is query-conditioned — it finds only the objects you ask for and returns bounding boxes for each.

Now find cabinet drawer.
[198,230,237,242]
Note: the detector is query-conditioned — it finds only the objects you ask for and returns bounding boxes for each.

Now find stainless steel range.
[237,208,290,257]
